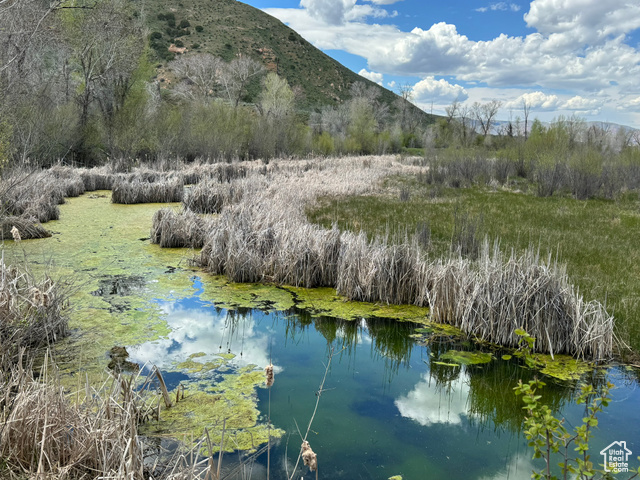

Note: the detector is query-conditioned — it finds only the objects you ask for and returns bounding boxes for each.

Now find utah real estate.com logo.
[601,441,632,474]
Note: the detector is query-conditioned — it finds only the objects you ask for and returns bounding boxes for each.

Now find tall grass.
[112,178,184,204]
[150,208,215,248]
[0,252,68,370]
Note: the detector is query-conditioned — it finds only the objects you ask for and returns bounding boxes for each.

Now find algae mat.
[3,192,426,449]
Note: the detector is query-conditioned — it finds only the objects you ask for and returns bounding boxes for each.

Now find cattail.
[265,363,274,387]
[301,440,317,472]
[10,225,21,242]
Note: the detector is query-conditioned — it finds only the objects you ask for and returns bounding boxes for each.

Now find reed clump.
[0,361,146,479]
[79,166,117,191]
[150,208,215,248]
[1,216,52,240]
[112,178,184,204]
[183,180,245,214]
[0,255,68,370]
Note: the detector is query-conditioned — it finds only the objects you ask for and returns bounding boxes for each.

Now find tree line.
[0,0,431,167]
[1,0,638,170]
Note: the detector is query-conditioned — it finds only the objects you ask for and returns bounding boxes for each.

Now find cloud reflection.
[395,372,471,425]
[128,301,277,373]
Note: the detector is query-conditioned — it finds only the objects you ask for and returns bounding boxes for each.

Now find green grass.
[307,176,640,355]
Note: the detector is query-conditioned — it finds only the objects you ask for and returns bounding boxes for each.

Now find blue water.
[126,276,640,480]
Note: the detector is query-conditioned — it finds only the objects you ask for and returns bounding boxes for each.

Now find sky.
[241,0,640,129]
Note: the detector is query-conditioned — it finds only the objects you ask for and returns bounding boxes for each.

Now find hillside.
[144,0,432,119]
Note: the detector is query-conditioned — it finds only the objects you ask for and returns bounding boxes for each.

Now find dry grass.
[183,179,247,214]
[0,360,145,479]
[0,252,68,370]
[188,155,615,359]
[150,208,216,248]
[1,216,52,240]
[112,178,184,204]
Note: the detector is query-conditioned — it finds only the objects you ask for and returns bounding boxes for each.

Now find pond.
[6,192,640,480]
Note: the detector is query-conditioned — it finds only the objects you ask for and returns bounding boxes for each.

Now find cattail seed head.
[10,226,21,242]
[265,363,274,387]
[301,440,317,472]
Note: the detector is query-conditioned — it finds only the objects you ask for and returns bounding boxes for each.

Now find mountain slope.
[143,0,432,119]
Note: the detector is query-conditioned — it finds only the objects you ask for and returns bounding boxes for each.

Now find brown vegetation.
[184,156,615,359]
[150,207,215,248]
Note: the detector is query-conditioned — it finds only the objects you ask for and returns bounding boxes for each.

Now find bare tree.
[63,0,146,159]
[522,98,531,140]
[219,55,264,108]
[472,100,502,136]
[445,98,460,124]
[170,54,223,99]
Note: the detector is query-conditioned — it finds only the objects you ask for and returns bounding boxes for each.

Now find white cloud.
[395,372,471,426]
[297,0,396,25]
[477,454,536,480]
[265,2,640,91]
[262,0,640,127]
[562,95,602,111]
[505,91,560,111]
[358,68,384,85]
[476,3,521,13]
[524,0,640,44]
[412,76,468,103]
[128,302,277,374]
[628,97,640,108]
[365,0,403,4]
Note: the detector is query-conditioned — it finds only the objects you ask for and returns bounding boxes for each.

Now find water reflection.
[120,276,638,480]
[396,371,471,425]
[128,299,276,375]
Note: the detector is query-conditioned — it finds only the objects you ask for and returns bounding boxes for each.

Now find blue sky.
[241,0,640,128]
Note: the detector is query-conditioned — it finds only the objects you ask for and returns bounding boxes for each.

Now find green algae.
[510,348,594,381]
[440,350,493,365]
[284,286,431,322]
[414,323,465,338]
[5,192,189,379]
[534,354,593,381]
[145,370,284,453]
[199,277,296,311]
[433,361,461,368]
[216,352,236,360]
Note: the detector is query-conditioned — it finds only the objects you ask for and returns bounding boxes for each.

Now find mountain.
[143,0,433,119]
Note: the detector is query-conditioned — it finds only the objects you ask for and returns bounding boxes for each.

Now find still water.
[6,192,640,480]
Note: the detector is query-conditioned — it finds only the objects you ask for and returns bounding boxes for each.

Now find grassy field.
[307,175,640,356]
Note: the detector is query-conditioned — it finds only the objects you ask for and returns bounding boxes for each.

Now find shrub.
[195,25,203,32]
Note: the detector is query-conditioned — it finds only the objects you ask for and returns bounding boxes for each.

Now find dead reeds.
[0,252,68,369]
[150,208,215,248]
[1,216,51,240]
[183,180,245,214]
[112,178,184,204]
[190,156,615,360]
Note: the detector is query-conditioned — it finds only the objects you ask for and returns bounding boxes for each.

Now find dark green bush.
[179,19,190,28]
[195,25,203,32]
